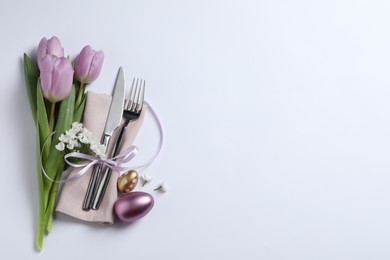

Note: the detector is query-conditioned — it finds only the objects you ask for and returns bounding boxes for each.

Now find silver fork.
[91,78,145,210]
[113,77,145,155]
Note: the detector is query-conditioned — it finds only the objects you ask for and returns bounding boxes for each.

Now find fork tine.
[137,80,145,112]
[130,79,139,111]
[129,78,139,110]
[132,78,140,109]
[125,78,136,110]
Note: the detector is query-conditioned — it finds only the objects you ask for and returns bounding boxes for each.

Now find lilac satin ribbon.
[62,145,139,182]
[133,101,164,171]
[41,135,139,183]
[41,100,164,183]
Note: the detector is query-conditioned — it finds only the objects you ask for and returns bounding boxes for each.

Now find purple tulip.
[39,55,74,103]
[37,36,64,70]
[74,45,104,84]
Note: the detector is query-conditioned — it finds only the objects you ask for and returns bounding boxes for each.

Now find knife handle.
[91,167,112,210]
[82,164,102,210]
[92,124,127,210]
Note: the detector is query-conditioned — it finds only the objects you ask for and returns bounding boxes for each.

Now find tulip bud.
[74,45,104,84]
[37,36,64,70]
[39,55,74,103]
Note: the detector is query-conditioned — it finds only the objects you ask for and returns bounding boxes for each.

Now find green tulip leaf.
[37,81,50,161]
[36,83,50,251]
[23,53,39,124]
[45,159,64,233]
[35,123,45,251]
[42,86,75,215]
[73,94,86,123]
[54,85,75,140]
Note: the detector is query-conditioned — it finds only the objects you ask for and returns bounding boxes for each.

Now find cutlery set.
[83,67,145,211]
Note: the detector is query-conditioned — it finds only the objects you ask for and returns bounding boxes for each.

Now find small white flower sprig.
[55,122,106,158]
[140,174,152,187]
[154,181,168,193]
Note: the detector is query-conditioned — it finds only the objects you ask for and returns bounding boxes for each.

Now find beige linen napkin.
[56,91,145,224]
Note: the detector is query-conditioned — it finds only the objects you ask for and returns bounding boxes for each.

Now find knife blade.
[82,67,126,210]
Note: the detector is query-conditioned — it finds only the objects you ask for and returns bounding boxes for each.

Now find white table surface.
[1,0,390,259]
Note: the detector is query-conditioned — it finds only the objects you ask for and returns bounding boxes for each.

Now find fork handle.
[112,121,128,156]
[92,123,128,210]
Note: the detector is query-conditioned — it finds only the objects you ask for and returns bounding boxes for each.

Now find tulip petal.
[37,37,47,60]
[75,45,93,82]
[51,58,74,102]
[47,36,64,58]
[75,45,104,83]
[37,36,64,70]
[40,56,73,102]
[37,37,48,69]
[87,50,104,83]
[39,55,54,100]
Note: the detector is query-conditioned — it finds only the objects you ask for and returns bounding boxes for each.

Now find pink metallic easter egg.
[114,192,154,223]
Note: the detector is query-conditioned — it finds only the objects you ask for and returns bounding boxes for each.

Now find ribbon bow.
[42,144,138,183]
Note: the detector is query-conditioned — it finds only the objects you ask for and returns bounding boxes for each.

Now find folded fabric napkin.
[56,91,145,224]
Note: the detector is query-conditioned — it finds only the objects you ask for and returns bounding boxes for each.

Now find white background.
[1,0,390,259]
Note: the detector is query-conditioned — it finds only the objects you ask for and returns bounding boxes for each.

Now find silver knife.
[82,67,126,210]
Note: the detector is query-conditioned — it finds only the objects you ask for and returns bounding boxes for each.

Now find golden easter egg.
[117,170,139,193]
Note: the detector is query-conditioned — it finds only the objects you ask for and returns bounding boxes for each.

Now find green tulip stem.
[48,102,56,131]
[76,82,85,108]
[36,132,45,251]
[78,82,85,96]
[45,171,59,233]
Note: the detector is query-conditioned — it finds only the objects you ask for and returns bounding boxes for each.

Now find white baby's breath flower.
[89,142,97,151]
[154,181,168,192]
[72,122,83,131]
[56,122,107,157]
[89,140,106,158]
[55,142,65,151]
[80,137,89,144]
[58,134,69,143]
[82,127,92,137]
[141,174,152,186]
[95,145,106,158]
[96,152,106,158]
[69,139,81,148]
[78,133,89,144]
[65,130,77,140]
[94,149,104,158]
